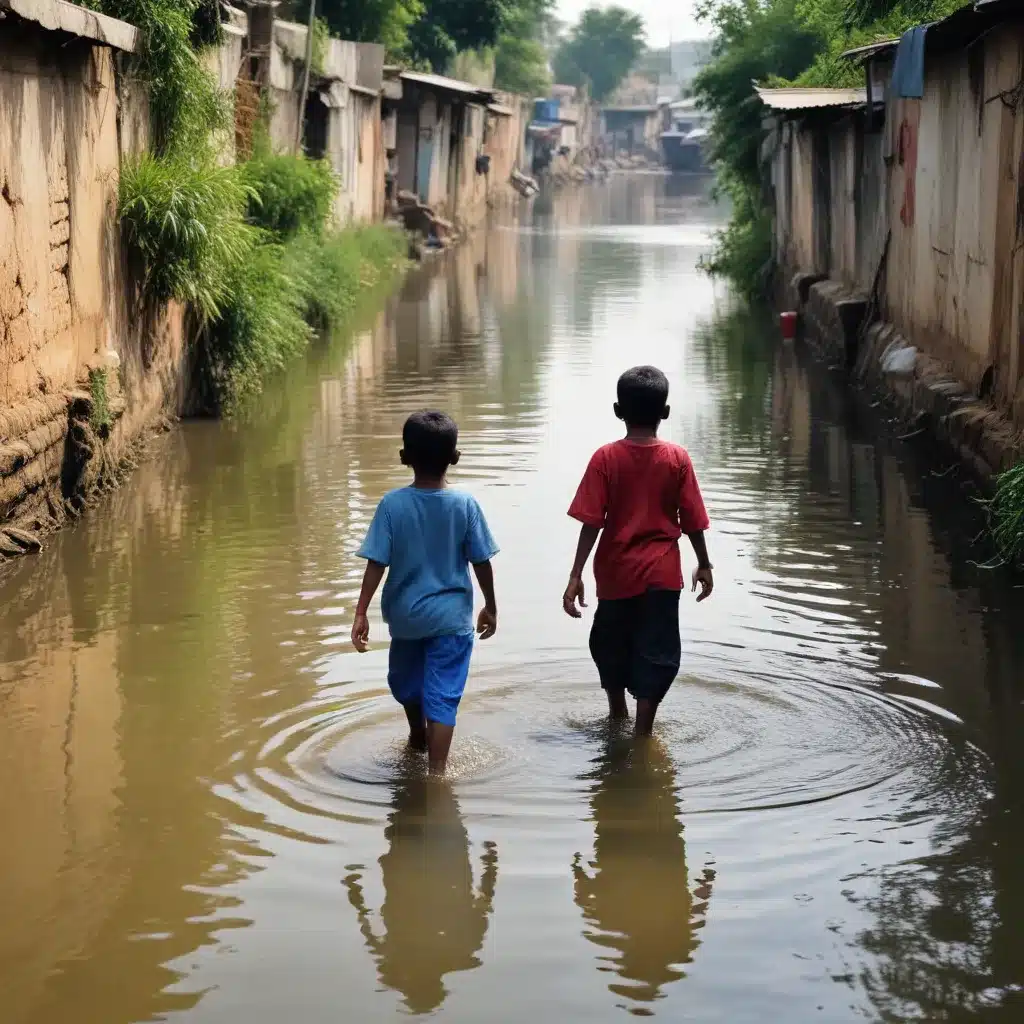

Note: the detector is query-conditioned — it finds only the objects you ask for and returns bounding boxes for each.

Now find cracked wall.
[0,23,187,534]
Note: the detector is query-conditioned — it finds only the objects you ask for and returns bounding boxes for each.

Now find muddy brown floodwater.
[3,174,1024,1024]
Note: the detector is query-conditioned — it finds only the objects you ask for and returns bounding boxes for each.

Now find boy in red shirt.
[563,365,713,736]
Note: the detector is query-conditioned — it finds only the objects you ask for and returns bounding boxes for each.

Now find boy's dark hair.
[616,366,670,427]
[402,410,459,475]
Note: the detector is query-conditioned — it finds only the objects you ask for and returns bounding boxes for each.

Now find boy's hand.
[477,606,497,640]
[692,567,714,603]
[563,575,587,618]
[351,612,371,652]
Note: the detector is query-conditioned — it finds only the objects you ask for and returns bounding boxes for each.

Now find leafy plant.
[285,225,407,327]
[841,0,966,28]
[699,176,775,299]
[280,0,424,57]
[196,241,313,412]
[191,225,405,412]
[988,463,1024,567]
[83,0,228,156]
[88,368,113,433]
[244,153,338,239]
[119,154,259,320]
[693,0,822,295]
[795,0,968,86]
[102,0,408,417]
[311,16,332,76]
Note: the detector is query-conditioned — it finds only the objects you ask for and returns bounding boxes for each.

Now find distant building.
[527,84,594,174]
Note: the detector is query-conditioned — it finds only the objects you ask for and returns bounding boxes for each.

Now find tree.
[695,0,822,185]
[405,0,514,71]
[279,0,423,54]
[842,0,964,27]
[283,0,561,75]
[793,0,967,86]
[691,0,823,294]
[552,6,645,101]
[494,0,555,96]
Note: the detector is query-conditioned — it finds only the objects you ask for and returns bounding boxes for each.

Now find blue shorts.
[387,633,474,727]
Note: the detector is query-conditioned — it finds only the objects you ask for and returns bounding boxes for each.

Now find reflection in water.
[345,775,497,1014]
[0,174,1023,1023]
[573,736,713,1009]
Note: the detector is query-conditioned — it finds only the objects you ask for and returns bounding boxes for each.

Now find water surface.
[2,173,1024,1023]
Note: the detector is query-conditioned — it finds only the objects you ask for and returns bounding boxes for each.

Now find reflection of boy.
[345,778,498,1014]
[573,738,715,1006]
[564,366,713,736]
[352,411,499,774]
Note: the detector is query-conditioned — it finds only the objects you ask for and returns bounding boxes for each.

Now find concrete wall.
[885,27,1024,419]
[266,20,386,227]
[771,111,888,296]
[1,20,191,535]
[770,21,1024,431]
[1,26,117,409]
[485,96,530,196]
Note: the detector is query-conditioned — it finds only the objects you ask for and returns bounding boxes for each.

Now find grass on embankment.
[989,463,1024,568]
[118,150,406,415]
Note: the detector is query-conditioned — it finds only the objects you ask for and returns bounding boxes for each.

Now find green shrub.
[286,226,407,327]
[193,226,405,412]
[88,367,113,433]
[699,178,774,300]
[311,16,331,76]
[119,154,259,320]
[197,241,314,412]
[84,0,228,156]
[244,154,338,239]
[988,463,1024,567]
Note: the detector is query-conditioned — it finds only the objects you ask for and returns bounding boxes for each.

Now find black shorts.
[589,589,682,703]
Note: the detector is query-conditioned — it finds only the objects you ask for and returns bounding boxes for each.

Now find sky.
[555,0,712,48]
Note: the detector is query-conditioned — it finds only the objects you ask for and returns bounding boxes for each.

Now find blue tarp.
[890,25,927,99]
[534,99,559,123]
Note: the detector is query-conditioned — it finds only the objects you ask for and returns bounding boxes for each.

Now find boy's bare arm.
[351,560,386,651]
[564,524,600,618]
[687,531,714,602]
[472,560,498,639]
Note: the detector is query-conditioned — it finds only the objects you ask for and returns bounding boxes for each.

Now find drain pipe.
[295,0,317,155]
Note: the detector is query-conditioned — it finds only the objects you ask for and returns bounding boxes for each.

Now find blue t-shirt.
[357,487,499,640]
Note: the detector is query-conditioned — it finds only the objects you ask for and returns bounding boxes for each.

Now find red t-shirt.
[568,439,710,601]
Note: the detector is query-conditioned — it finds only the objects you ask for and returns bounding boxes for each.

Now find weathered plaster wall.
[1,24,187,541]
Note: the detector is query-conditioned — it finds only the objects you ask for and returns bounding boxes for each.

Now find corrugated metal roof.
[755,86,867,110]
[841,38,899,61]
[0,0,138,51]
[400,70,493,101]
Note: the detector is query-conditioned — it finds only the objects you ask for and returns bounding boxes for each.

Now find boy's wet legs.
[634,698,660,738]
[606,688,629,721]
[426,721,455,775]
[403,702,427,752]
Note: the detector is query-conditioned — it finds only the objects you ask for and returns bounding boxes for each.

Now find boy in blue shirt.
[351,411,499,774]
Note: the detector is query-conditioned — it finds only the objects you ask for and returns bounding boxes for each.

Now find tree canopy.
[494,0,556,97]
[552,6,646,102]
[280,0,422,54]
[296,0,517,70]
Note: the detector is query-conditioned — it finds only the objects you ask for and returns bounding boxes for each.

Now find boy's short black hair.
[402,410,459,475]
[616,366,670,427]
